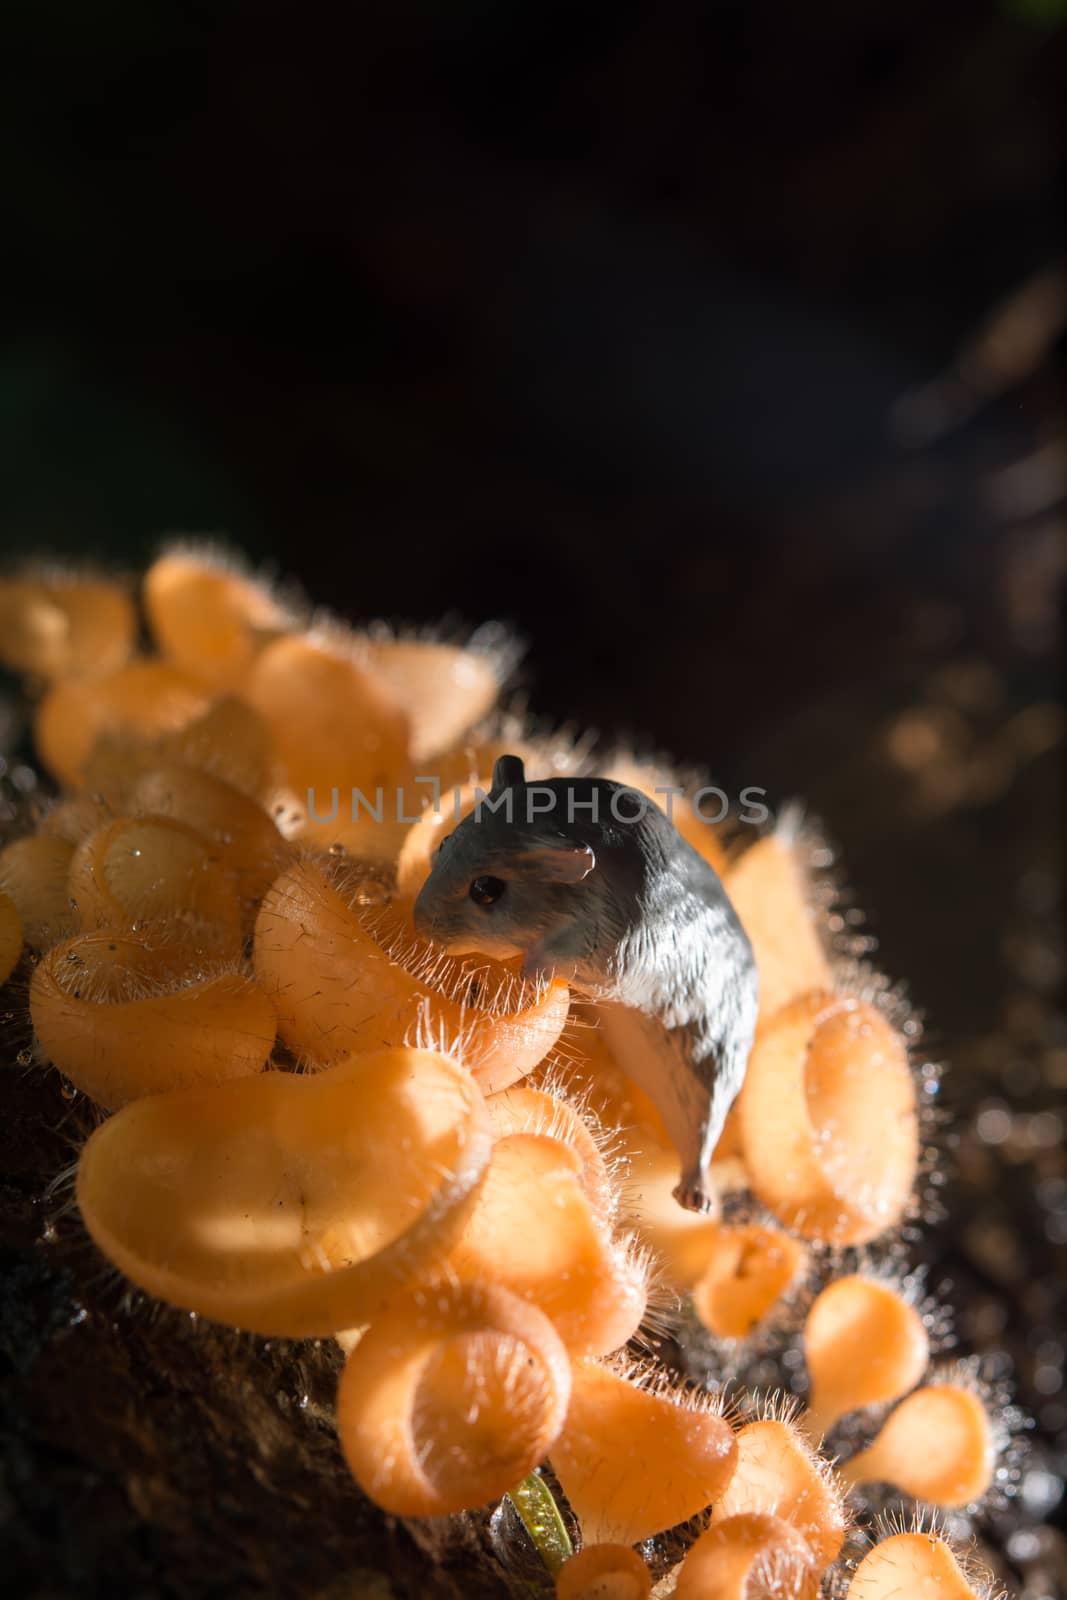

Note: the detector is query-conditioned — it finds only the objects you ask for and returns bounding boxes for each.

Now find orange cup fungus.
[0,832,77,951]
[539,1005,672,1149]
[156,695,277,797]
[121,763,289,913]
[738,991,919,1245]
[551,1359,738,1544]
[0,571,135,680]
[76,1047,493,1335]
[254,860,569,1092]
[555,1544,652,1600]
[543,1020,806,1346]
[447,1132,646,1356]
[336,1280,570,1517]
[620,1138,747,1289]
[37,794,110,847]
[840,1383,995,1506]
[803,1276,930,1437]
[846,1532,987,1599]
[241,632,411,802]
[485,1085,617,1226]
[724,834,833,1026]
[75,696,276,809]
[674,1513,819,1600]
[31,931,275,1109]
[144,547,292,688]
[36,660,214,788]
[691,1224,808,1341]
[360,635,505,761]
[709,1418,848,1571]
[68,817,244,959]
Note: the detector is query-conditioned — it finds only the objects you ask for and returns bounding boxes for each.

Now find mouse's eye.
[469,875,506,907]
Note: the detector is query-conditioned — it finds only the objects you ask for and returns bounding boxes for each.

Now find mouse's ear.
[490,754,526,794]
[520,835,596,884]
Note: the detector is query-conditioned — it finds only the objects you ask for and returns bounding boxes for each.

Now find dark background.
[1,2,1065,1595]
[2,0,1062,760]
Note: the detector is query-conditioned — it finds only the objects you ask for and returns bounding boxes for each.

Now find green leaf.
[505,1472,574,1578]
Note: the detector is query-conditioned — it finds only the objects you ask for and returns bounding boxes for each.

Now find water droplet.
[1019,1467,1065,1518]
[16,1048,33,1067]
[60,1080,78,1100]
[353,879,389,907]
[976,1102,1012,1143]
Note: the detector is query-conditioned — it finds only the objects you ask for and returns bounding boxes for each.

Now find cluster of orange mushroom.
[0,549,1009,1598]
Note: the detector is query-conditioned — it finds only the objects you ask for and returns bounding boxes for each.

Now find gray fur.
[412,754,758,1212]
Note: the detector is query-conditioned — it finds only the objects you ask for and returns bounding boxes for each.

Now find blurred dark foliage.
[0,2,1065,1596]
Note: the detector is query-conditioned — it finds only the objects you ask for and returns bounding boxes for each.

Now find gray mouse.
[412,753,759,1214]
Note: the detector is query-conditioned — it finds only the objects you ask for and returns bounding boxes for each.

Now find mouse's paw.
[672,1177,714,1215]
